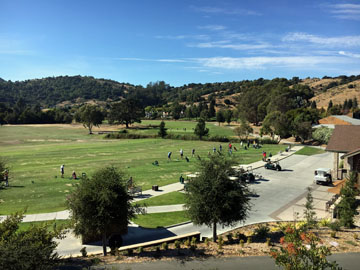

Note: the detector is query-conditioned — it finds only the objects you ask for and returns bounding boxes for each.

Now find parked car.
[314,168,332,185]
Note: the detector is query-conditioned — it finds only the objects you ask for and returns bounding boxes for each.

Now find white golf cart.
[314,168,332,185]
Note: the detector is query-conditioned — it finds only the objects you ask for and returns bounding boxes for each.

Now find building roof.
[319,115,360,126]
[326,125,360,153]
[333,115,360,125]
[341,147,360,159]
[312,124,335,129]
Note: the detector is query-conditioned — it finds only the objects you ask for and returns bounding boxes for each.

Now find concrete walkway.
[0,145,302,224]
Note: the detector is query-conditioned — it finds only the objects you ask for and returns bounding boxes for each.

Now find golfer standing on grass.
[60,164,64,178]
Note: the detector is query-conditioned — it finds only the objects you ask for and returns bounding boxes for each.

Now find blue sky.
[0,0,359,86]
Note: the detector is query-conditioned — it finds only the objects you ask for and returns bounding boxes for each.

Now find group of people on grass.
[60,164,78,180]
[166,141,266,162]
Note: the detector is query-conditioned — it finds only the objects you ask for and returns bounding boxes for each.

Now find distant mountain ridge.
[0,75,359,109]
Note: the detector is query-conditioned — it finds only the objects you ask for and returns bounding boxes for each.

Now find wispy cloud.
[326,3,360,20]
[339,50,360,58]
[190,41,272,51]
[191,6,261,16]
[283,32,360,48]
[115,57,188,63]
[0,37,34,55]
[155,34,209,40]
[195,56,348,70]
[197,25,226,31]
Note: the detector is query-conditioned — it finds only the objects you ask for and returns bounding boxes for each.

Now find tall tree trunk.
[213,222,217,242]
[125,122,129,128]
[102,232,107,256]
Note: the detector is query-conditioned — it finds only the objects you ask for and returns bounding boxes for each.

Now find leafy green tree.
[216,110,225,126]
[293,121,312,143]
[108,99,144,128]
[338,171,358,228]
[200,109,209,121]
[312,127,333,144]
[208,99,216,118]
[224,109,233,125]
[261,111,290,142]
[74,104,104,134]
[234,120,253,141]
[194,118,209,139]
[67,166,140,256]
[185,155,251,241]
[0,212,66,270]
[158,121,167,138]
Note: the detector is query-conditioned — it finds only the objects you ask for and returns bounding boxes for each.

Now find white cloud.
[195,56,348,70]
[192,41,271,50]
[339,50,360,58]
[198,25,226,31]
[155,34,209,40]
[327,3,360,20]
[283,33,360,48]
[191,6,261,16]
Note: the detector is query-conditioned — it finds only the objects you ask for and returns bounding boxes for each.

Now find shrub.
[138,246,143,254]
[331,231,337,238]
[226,232,233,244]
[247,236,252,244]
[127,249,133,256]
[184,239,191,248]
[80,247,87,257]
[353,233,359,240]
[329,221,341,232]
[161,242,168,250]
[174,240,181,249]
[254,224,270,239]
[266,238,271,247]
[204,238,210,247]
[240,239,244,248]
[318,218,331,227]
[312,127,333,144]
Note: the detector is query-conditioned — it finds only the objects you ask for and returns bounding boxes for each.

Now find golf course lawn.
[137,191,186,207]
[294,146,325,156]
[0,124,286,215]
[133,211,190,228]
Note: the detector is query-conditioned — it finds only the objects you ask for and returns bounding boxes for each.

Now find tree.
[208,99,216,118]
[194,118,209,139]
[234,120,253,141]
[293,121,312,143]
[216,110,225,126]
[185,155,251,241]
[158,121,167,138]
[108,99,144,128]
[312,127,333,144]
[261,111,290,142]
[0,212,66,270]
[67,166,139,256]
[270,225,342,270]
[224,109,233,125]
[303,187,317,228]
[338,171,358,228]
[74,104,104,134]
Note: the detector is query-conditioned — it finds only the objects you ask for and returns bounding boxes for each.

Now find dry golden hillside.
[309,80,360,109]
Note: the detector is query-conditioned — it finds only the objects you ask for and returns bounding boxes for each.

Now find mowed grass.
[294,146,325,156]
[137,191,186,207]
[0,124,286,215]
[133,211,189,228]
[128,120,236,137]
[17,219,71,232]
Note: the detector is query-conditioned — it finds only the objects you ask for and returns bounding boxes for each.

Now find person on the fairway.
[168,152,172,160]
[60,165,64,178]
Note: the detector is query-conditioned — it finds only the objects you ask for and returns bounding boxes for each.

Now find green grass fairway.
[0,124,286,215]
[294,146,325,156]
[133,211,189,228]
[137,191,186,207]
[17,219,71,232]
[127,120,236,137]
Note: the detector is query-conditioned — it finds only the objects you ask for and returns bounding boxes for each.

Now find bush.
[80,247,87,257]
[138,246,143,254]
[254,224,270,239]
[127,249,133,256]
[318,218,331,227]
[240,239,244,247]
[184,239,191,248]
[161,242,168,250]
[204,237,210,247]
[312,127,333,144]
[329,221,341,232]
[174,240,181,249]
[247,236,252,244]
[266,238,271,246]
[226,232,233,243]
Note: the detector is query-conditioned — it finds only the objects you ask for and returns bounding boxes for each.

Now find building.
[326,125,360,185]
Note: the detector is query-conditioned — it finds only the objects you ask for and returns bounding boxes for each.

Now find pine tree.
[338,171,358,228]
[194,118,209,139]
[158,121,167,138]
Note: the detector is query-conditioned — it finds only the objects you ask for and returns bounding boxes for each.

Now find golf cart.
[265,160,281,171]
[235,166,256,183]
[314,168,332,185]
